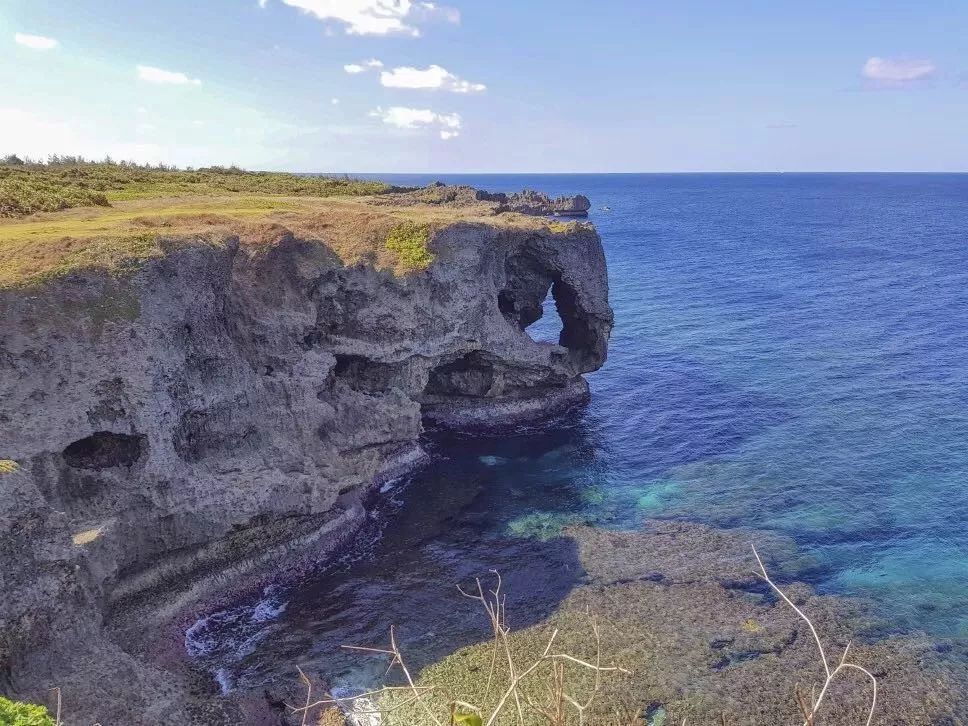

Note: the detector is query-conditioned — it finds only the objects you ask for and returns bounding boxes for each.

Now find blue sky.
[2,0,967,172]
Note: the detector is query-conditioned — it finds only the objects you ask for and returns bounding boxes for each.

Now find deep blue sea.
[188,174,968,692]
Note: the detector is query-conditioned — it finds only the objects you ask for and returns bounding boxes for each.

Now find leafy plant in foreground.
[0,696,56,726]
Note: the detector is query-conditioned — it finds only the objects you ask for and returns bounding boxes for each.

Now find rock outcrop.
[551,194,592,217]
[373,185,592,217]
[0,200,612,723]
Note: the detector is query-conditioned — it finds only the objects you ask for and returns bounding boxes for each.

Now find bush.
[385,221,434,270]
[0,696,55,726]
[0,176,110,216]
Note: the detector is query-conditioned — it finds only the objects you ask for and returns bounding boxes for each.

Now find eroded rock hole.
[424,352,496,397]
[499,253,554,333]
[524,287,564,344]
[499,251,600,358]
[551,279,600,363]
[500,272,591,356]
[333,354,398,394]
[63,432,145,470]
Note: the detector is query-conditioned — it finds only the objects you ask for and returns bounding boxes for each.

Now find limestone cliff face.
[0,217,611,722]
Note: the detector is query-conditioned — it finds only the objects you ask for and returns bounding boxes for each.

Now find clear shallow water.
[189,174,968,691]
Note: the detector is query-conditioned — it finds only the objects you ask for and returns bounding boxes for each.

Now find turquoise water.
[189,174,968,691]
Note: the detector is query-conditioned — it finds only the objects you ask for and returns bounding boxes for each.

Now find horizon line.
[299,170,968,176]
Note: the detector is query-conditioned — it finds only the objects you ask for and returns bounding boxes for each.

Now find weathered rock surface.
[0,208,612,723]
[551,194,592,217]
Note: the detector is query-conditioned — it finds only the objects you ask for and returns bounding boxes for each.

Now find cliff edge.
[0,185,612,723]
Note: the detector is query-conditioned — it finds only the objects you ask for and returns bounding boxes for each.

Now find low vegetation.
[0,695,56,726]
[0,157,399,288]
[0,156,389,217]
[385,221,434,270]
[0,156,573,289]
[0,174,109,217]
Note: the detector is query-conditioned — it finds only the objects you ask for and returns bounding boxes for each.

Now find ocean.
[187,173,968,692]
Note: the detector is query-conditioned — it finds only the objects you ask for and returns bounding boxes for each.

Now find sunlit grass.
[0,196,306,287]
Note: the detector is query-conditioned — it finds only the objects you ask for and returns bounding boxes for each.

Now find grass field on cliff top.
[0,159,574,288]
[0,159,434,287]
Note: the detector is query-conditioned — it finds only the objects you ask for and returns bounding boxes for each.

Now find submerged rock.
[383,521,968,725]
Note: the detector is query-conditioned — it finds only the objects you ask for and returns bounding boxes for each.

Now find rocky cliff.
[0,192,612,723]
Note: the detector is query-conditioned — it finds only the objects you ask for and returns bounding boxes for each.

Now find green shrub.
[0,160,391,217]
[0,696,55,726]
[385,221,433,270]
[0,176,109,216]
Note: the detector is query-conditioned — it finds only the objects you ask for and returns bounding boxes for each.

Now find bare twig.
[752,544,878,726]
[48,687,62,726]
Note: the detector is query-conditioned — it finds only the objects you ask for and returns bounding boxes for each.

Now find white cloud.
[276,0,458,36]
[861,57,936,84]
[344,58,383,74]
[137,65,202,86]
[369,105,460,139]
[14,33,58,50]
[380,64,485,93]
[331,98,340,105]
[258,0,268,7]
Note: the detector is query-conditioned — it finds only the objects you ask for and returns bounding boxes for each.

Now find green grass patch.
[385,220,433,270]
[0,198,295,244]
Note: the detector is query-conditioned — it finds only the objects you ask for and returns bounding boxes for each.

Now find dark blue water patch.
[193,174,968,692]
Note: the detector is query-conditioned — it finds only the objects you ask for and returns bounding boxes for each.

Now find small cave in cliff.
[332,354,399,394]
[62,431,145,470]
[424,352,496,398]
